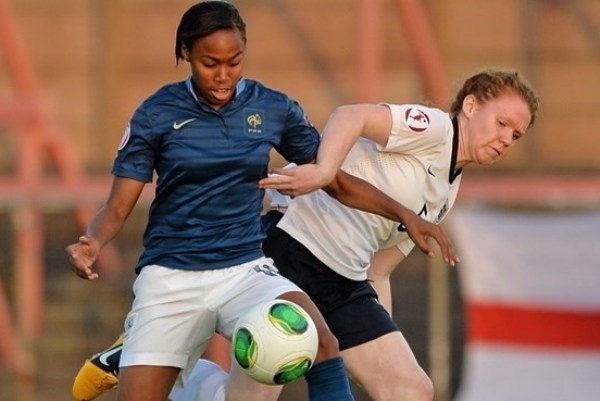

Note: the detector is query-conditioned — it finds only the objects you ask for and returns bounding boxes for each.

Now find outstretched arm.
[259,104,392,196]
[66,176,145,280]
[323,170,459,267]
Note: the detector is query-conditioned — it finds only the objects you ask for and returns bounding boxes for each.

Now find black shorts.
[262,224,399,351]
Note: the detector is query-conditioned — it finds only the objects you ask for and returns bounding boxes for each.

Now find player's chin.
[479,153,501,167]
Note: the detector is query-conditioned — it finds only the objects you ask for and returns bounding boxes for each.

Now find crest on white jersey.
[404,107,430,132]
[118,123,131,150]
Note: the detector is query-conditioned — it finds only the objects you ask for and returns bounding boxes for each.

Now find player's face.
[465,92,532,166]
[185,29,245,110]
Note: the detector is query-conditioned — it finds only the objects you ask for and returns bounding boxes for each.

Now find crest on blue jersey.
[244,108,264,135]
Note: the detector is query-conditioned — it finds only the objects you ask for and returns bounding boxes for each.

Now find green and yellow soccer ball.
[232,300,318,385]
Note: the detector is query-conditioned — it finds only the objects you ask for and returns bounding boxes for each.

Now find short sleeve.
[276,99,320,165]
[111,107,158,183]
[377,104,450,155]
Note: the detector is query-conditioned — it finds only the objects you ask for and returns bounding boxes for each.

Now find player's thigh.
[118,365,180,401]
[124,265,218,382]
[226,362,282,401]
[341,331,430,396]
[216,257,301,339]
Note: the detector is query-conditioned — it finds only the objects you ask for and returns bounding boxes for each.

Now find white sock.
[169,360,229,401]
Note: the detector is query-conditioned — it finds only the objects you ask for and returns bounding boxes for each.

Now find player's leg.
[260,228,341,362]
[225,291,354,401]
[72,340,270,401]
[261,228,357,401]
[277,290,355,401]
[323,283,433,401]
[278,290,341,362]
[262,226,430,401]
[71,333,231,401]
[72,334,232,401]
[341,332,433,401]
[116,265,218,401]
[117,365,180,401]
[72,211,284,401]
[201,335,231,372]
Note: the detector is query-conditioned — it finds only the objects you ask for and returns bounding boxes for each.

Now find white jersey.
[278,104,462,281]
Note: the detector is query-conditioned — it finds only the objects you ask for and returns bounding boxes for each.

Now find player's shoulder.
[138,81,189,111]
[242,79,296,106]
[385,103,448,126]
[385,103,451,139]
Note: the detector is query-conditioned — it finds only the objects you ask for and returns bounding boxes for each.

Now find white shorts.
[119,257,301,385]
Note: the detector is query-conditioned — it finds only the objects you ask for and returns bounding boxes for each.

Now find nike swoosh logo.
[427,165,436,177]
[173,118,196,130]
[98,344,123,368]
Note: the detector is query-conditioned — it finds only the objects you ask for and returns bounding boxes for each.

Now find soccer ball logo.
[232,300,319,385]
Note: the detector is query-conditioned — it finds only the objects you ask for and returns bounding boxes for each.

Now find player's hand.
[402,212,460,267]
[66,235,101,280]
[258,164,333,197]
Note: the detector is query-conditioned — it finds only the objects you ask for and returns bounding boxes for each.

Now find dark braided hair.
[175,1,247,64]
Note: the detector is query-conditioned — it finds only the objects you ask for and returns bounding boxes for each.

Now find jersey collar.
[449,116,462,184]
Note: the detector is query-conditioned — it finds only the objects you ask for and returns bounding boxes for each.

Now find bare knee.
[372,370,434,401]
[315,327,339,362]
[117,365,180,401]
[410,373,434,401]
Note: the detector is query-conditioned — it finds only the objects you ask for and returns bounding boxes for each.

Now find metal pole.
[357,0,383,102]
[428,248,451,401]
[391,0,450,107]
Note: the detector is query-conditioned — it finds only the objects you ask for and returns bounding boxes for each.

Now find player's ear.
[181,44,190,62]
[462,94,477,118]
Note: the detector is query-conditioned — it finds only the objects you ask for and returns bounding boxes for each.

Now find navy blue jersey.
[112,77,320,272]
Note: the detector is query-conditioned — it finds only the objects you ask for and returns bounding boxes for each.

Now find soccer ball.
[232,299,319,385]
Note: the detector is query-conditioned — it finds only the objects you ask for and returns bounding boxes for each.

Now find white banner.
[449,206,600,401]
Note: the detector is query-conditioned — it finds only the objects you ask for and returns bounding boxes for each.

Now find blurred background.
[0,0,599,400]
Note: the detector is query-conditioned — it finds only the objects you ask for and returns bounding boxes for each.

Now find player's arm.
[66,176,144,280]
[317,103,392,175]
[259,104,392,195]
[367,247,406,315]
[323,170,459,266]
